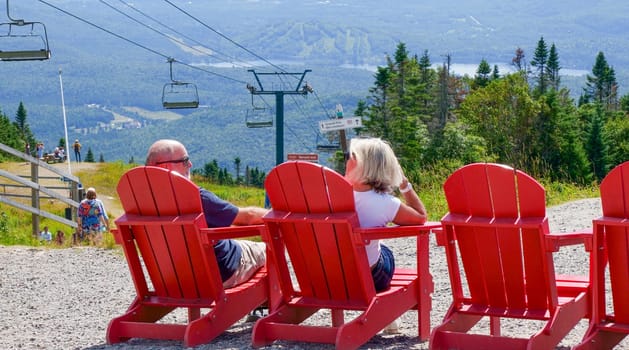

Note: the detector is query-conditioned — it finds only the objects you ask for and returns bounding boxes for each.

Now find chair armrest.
[545,229,592,252]
[356,221,441,241]
[199,225,266,245]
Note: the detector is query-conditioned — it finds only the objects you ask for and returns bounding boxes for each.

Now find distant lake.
[340,63,589,77]
[199,60,590,77]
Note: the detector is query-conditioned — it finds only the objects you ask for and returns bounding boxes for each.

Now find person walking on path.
[76,187,109,244]
[73,139,82,162]
[36,142,44,159]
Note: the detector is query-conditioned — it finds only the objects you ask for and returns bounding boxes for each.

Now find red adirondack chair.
[574,161,629,350]
[106,166,270,347]
[430,163,591,350]
[251,161,441,350]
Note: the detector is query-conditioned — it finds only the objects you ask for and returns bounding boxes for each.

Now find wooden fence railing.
[0,143,81,236]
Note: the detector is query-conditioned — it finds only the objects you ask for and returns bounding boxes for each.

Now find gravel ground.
[0,198,617,350]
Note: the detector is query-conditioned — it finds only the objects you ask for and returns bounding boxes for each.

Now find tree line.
[347,38,628,185]
[0,102,103,164]
[192,158,267,188]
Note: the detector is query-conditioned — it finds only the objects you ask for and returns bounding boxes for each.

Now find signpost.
[287,153,319,162]
[318,117,362,132]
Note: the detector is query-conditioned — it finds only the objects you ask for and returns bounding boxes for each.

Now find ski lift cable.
[312,90,334,119]
[285,91,336,154]
[276,74,332,138]
[163,0,288,73]
[38,0,166,58]
[114,0,250,68]
[99,0,214,59]
[37,0,246,84]
[266,78,335,154]
[178,60,247,84]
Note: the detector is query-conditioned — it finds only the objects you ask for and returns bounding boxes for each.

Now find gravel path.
[0,198,616,350]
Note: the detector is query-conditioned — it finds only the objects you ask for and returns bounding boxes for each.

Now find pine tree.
[557,114,592,184]
[13,102,36,149]
[416,50,438,130]
[364,66,392,138]
[603,114,629,168]
[585,106,608,181]
[234,157,241,184]
[546,44,561,91]
[85,147,95,162]
[584,52,618,110]
[530,37,549,95]
[392,42,410,106]
[99,153,105,162]
[0,111,22,158]
[474,59,491,88]
[203,160,220,182]
[492,65,500,80]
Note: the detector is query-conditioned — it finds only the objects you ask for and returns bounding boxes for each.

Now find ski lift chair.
[0,0,51,61]
[162,82,199,109]
[316,133,341,151]
[161,58,199,109]
[245,93,273,128]
[245,107,273,128]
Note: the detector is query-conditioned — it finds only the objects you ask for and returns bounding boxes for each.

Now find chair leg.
[106,303,176,344]
[573,328,627,350]
[429,312,484,350]
[489,316,501,336]
[331,309,344,327]
[528,293,588,350]
[251,305,320,347]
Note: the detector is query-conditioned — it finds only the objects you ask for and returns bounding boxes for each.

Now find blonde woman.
[345,137,428,292]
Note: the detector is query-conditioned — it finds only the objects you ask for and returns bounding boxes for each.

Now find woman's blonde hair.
[346,137,403,193]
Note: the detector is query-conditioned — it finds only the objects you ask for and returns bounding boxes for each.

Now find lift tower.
[247,69,312,166]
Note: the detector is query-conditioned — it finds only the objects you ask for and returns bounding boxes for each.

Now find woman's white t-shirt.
[353,190,401,266]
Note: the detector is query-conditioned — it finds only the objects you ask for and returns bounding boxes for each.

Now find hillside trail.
[1,161,123,220]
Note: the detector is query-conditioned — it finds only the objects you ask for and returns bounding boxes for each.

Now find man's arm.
[232,206,270,226]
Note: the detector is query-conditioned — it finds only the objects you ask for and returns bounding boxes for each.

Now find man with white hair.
[145,139,268,288]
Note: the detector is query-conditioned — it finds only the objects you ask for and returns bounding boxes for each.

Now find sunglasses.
[155,156,190,166]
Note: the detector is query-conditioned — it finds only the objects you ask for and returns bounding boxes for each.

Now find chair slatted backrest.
[442,163,557,314]
[116,166,224,303]
[264,161,376,306]
[599,161,629,323]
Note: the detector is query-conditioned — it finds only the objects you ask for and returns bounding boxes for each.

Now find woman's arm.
[392,178,427,226]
